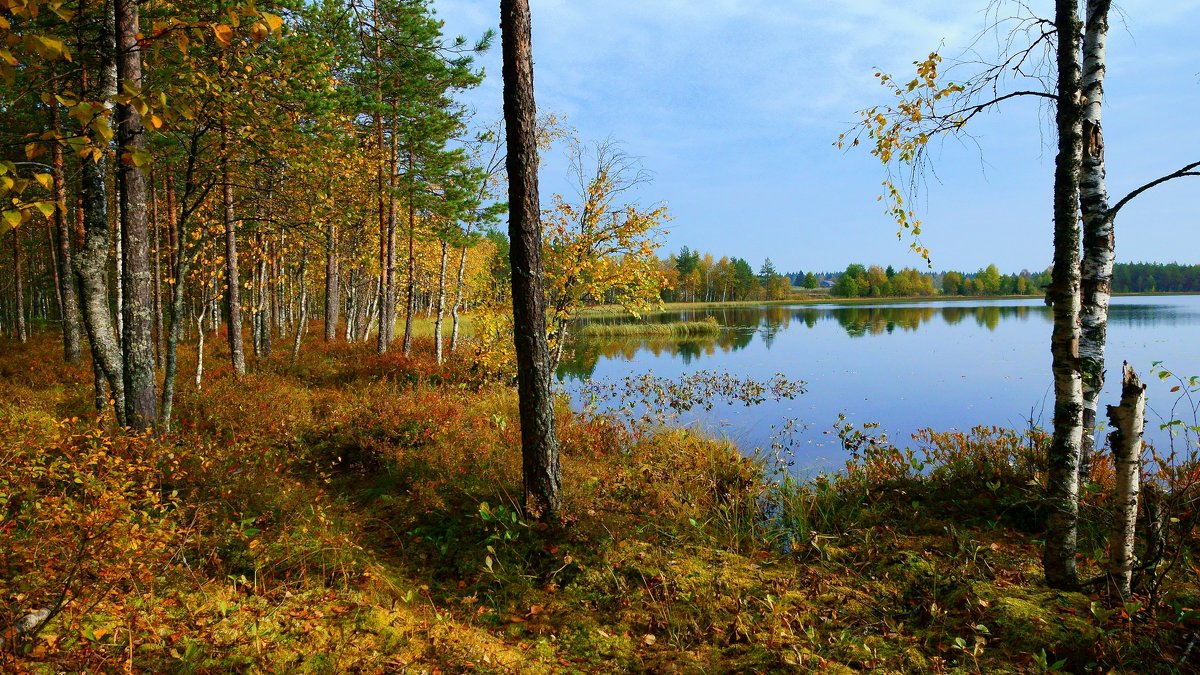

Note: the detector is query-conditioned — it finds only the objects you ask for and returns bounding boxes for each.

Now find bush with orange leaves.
[1,419,181,661]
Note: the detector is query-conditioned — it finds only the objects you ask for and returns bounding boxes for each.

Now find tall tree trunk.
[501,0,561,522]
[165,177,176,281]
[114,193,123,342]
[195,300,206,390]
[257,235,272,359]
[356,276,377,343]
[1106,362,1144,600]
[46,217,63,323]
[1078,0,1114,477]
[152,175,164,369]
[1043,0,1085,591]
[116,0,157,431]
[402,196,415,355]
[75,7,125,423]
[221,122,246,377]
[434,239,448,365]
[12,229,26,343]
[324,220,339,341]
[292,245,308,363]
[344,268,358,342]
[160,174,190,431]
[450,244,469,353]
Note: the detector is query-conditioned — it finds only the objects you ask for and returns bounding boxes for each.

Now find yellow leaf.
[34,173,53,190]
[250,22,268,43]
[261,12,283,33]
[212,24,233,46]
[2,209,21,228]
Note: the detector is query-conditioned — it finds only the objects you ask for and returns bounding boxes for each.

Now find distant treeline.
[651,249,1200,303]
[812,262,1200,298]
[658,247,793,302]
[1111,263,1200,293]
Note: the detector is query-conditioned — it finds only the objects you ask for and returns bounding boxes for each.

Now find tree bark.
[221,122,246,377]
[344,268,357,341]
[450,244,468,353]
[75,6,125,423]
[434,239,448,365]
[50,104,81,362]
[195,300,206,390]
[1078,0,1114,477]
[257,235,272,359]
[115,0,158,431]
[402,164,416,356]
[12,228,26,343]
[324,220,339,341]
[1043,0,1085,591]
[151,175,163,369]
[292,245,308,362]
[160,173,190,431]
[1106,362,1144,600]
[501,0,561,522]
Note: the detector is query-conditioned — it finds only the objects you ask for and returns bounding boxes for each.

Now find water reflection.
[561,300,1200,381]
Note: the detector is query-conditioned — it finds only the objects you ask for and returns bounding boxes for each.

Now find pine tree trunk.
[502,0,561,522]
[222,122,246,377]
[1106,362,1144,600]
[1079,0,1114,477]
[402,183,416,356]
[1043,0,1085,591]
[324,221,339,342]
[46,217,63,324]
[50,104,81,362]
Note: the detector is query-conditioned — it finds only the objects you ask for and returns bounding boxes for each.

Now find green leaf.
[34,201,56,219]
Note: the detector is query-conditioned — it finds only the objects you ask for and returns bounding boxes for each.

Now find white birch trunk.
[450,245,469,354]
[434,240,448,365]
[1079,0,1114,476]
[1106,362,1144,599]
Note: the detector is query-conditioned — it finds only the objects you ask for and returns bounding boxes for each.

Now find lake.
[558,295,1200,474]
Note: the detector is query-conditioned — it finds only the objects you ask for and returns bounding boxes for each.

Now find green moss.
[969,582,1099,660]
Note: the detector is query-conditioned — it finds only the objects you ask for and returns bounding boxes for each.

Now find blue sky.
[434,1,1200,274]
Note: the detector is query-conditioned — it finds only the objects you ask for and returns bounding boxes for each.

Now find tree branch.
[1110,161,1200,220]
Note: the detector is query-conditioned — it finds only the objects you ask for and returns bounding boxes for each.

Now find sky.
[433,0,1200,274]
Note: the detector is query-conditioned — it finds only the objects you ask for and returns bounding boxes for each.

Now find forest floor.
[1,328,1196,673]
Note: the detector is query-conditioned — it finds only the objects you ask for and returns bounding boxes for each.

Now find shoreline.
[575,291,1200,318]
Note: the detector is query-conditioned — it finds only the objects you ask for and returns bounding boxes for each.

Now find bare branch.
[1110,161,1200,220]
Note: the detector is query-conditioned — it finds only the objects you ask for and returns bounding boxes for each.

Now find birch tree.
[843,0,1199,589]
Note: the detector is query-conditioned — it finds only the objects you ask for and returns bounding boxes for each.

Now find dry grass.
[0,326,1194,673]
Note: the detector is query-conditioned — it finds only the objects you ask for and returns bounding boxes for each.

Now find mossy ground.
[1,328,1195,673]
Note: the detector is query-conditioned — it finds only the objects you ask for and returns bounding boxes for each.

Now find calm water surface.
[558,295,1200,474]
